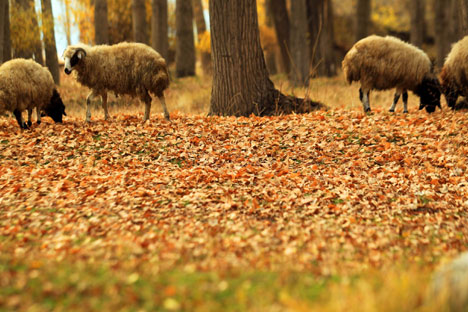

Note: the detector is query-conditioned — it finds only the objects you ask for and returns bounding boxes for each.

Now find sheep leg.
[13,109,27,129]
[27,109,33,127]
[360,88,371,112]
[86,91,96,122]
[389,92,400,112]
[142,92,152,122]
[159,94,170,121]
[36,107,41,125]
[402,91,408,113]
[101,92,110,120]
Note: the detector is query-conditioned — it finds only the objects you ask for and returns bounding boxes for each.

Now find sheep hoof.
[27,121,32,127]
[389,109,395,113]
[364,108,371,113]
[36,120,41,125]
[403,110,408,114]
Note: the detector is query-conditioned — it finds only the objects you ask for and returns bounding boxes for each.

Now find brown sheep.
[342,35,441,113]
[0,58,66,129]
[63,42,170,122]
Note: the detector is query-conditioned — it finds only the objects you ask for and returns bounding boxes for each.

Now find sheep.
[342,35,441,113]
[440,36,468,110]
[62,42,170,122]
[0,58,66,129]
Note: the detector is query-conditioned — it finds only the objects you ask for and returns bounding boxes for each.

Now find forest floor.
[0,72,467,311]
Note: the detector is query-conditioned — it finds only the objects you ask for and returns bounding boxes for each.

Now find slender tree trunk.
[267,0,290,74]
[192,0,211,75]
[434,0,450,68]
[175,0,195,77]
[209,0,323,117]
[41,0,60,84]
[13,0,43,63]
[290,0,310,86]
[151,0,168,60]
[355,0,371,41]
[410,0,425,47]
[132,0,148,43]
[307,0,336,77]
[3,0,11,62]
[63,0,72,45]
[95,0,109,44]
[460,0,468,34]
[0,0,5,62]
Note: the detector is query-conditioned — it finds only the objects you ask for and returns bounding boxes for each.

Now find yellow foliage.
[259,25,276,50]
[371,5,407,32]
[9,1,42,54]
[196,31,211,53]
[71,0,94,44]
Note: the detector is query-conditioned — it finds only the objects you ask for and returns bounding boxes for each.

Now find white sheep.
[0,58,66,129]
[62,42,170,122]
[342,35,441,113]
[440,36,468,110]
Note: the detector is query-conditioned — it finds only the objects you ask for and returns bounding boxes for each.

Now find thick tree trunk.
[0,0,5,63]
[132,0,148,44]
[267,0,290,74]
[192,0,211,75]
[209,0,323,117]
[94,0,109,44]
[355,0,371,41]
[3,0,11,62]
[151,0,169,60]
[307,0,336,77]
[175,0,195,77]
[410,0,425,47]
[290,0,310,86]
[41,0,60,84]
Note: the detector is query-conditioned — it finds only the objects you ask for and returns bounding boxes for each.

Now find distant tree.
[3,0,11,62]
[175,0,195,77]
[151,0,169,60]
[290,0,310,86]
[409,0,425,47]
[61,0,72,45]
[0,0,5,62]
[192,0,211,75]
[433,0,451,68]
[209,0,323,117]
[355,0,371,41]
[267,0,290,74]
[307,0,336,77]
[41,0,60,84]
[95,0,109,44]
[132,0,148,43]
[12,0,43,64]
[461,0,468,34]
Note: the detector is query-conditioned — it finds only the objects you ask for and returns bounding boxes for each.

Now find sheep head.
[63,46,87,75]
[416,77,441,113]
[439,67,459,109]
[44,89,66,122]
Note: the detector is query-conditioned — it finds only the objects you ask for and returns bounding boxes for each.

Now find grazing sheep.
[62,42,170,122]
[0,58,66,129]
[342,35,441,113]
[440,36,468,109]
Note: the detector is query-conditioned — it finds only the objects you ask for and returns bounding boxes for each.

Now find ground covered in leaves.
[1,109,467,310]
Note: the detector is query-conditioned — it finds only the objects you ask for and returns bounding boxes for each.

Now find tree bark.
[290,0,310,86]
[409,0,425,47]
[0,0,5,63]
[151,0,169,60]
[132,0,148,43]
[175,0,195,77]
[209,0,323,117]
[433,0,450,68]
[41,0,60,84]
[307,0,336,77]
[355,0,371,41]
[461,0,468,34]
[267,0,290,74]
[192,0,211,75]
[95,0,109,44]
[3,0,11,62]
